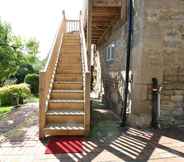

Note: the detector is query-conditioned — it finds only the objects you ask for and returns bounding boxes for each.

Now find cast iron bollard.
[151,78,161,128]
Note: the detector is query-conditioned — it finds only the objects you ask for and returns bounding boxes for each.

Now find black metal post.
[121,0,133,127]
[151,78,160,128]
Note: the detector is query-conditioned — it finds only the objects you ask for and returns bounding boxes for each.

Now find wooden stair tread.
[54,81,82,84]
[49,99,84,103]
[52,90,83,93]
[45,123,84,130]
[47,110,85,115]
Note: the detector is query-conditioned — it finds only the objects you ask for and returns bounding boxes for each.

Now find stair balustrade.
[39,11,66,138]
[66,20,80,32]
[79,12,91,134]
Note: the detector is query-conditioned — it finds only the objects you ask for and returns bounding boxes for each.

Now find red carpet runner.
[45,138,83,154]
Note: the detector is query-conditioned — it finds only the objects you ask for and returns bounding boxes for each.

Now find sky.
[0,0,84,60]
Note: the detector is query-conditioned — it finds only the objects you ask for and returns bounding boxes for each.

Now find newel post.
[62,10,66,32]
[39,71,46,139]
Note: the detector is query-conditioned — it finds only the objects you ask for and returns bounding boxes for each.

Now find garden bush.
[24,73,39,95]
[0,83,31,106]
[15,64,34,83]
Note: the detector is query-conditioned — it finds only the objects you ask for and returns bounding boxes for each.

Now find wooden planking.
[91,6,121,44]
[92,7,121,17]
[93,0,122,7]
[46,115,84,124]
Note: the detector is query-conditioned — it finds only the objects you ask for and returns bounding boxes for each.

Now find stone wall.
[130,0,184,127]
[93,0,184,127]
[95,21,127,114]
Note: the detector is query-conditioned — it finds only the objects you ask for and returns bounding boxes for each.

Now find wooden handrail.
[39,11,66,139]
[79,11,90,135]
[79,13,89,73]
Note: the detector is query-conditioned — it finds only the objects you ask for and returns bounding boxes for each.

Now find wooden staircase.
[39,12,90,138]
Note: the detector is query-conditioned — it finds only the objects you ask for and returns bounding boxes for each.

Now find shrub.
[15,64,34,83]
[0,83,31,106]
[24,73,39,95]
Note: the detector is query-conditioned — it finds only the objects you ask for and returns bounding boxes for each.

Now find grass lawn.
[0,106,12,119]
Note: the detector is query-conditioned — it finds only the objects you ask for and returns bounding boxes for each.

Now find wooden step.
[45,123,84,130]
[63,38,80,41]
[61,54,81,58]
[48,100,84,110]
[47,109,85,116]
[55,73,82,82]
[60,58,81,64]
[63,38,80,42]
[64,34,80,39]
[53,81,82,90]
[51,90,83,100]
[63,42,80,46]
[44,123,85,136]
[56,68,81,74]
[64,32,79,36]
[46,114,84,124]
[63,45,80,48]
[57,64,81,70]
[61,49,80,53]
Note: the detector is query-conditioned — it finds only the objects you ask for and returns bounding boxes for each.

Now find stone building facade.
[130,0,184,127]
[94,21,127,115]
[93,0,184,127]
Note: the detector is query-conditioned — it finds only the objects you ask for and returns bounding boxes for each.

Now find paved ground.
[0,101,184,162]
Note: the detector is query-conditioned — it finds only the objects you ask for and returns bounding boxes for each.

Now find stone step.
[51,90,83,100]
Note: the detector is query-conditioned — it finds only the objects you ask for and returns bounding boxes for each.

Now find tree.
[0,20,25,83]
[0,19,41,85]
[25,38,39,64]
[24,73,39,96]
[15,64,34,83]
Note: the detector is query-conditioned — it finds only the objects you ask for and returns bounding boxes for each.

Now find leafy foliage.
[0,19,42,84]
[0,83,31,106]
[15,64,34,83]
[24,73,39,95]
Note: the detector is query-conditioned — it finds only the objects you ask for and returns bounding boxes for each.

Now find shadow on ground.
[43,99,184,162]
[0,100,184,162]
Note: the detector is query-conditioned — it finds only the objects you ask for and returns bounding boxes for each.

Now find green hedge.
[0,83,31,106]
[24,73,39,95]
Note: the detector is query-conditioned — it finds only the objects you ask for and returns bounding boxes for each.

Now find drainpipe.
[121,0,133,127]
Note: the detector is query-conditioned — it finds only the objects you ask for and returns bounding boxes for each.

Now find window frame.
[105,41,115,62]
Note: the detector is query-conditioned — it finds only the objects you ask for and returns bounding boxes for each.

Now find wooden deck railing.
[79,12,91,135]
[39,11,66,138]
[66,20,80,32]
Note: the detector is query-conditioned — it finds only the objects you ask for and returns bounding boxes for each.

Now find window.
[105,41,115,62]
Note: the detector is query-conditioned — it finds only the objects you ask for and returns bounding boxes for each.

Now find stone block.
[171,95,183,102]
